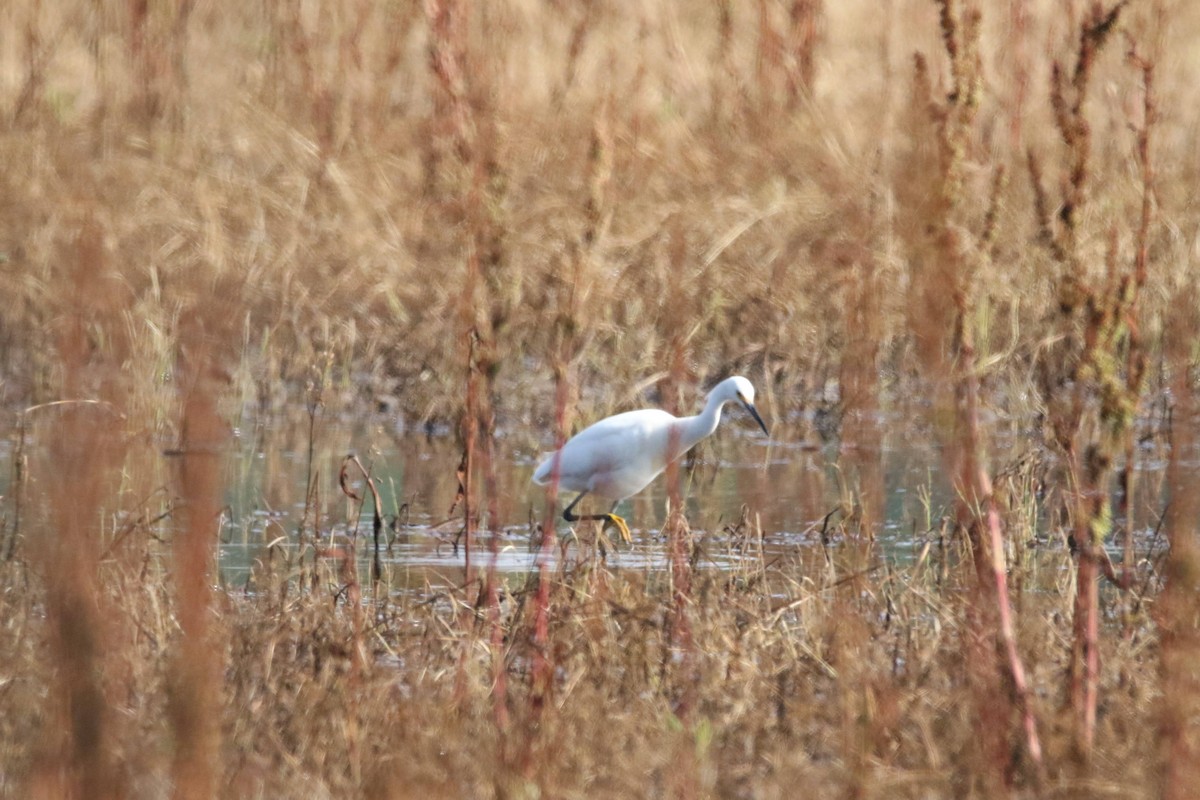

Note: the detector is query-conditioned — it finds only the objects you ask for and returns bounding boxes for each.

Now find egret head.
[717,376,769,436]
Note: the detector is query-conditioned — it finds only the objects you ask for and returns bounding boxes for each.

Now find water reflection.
[0,409,1172,592]
[209,410,1171,591]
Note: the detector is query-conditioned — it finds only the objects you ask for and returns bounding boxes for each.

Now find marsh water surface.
[209,408,1171,592]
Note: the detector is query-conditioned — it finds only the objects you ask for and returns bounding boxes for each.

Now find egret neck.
[671,389,729,460]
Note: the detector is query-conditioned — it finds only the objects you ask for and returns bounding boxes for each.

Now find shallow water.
[0,405,1173,591]
[209,408,1173,591]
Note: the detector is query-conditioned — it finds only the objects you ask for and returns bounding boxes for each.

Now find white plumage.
[532,376,769,542]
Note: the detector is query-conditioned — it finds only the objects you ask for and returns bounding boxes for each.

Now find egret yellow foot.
[603,513,632,545]
[561,495,633,547]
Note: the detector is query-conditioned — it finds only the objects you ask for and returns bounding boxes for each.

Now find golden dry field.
[1,0,1200,797]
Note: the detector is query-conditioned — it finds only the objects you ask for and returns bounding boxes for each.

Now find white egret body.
[532,376,769,542]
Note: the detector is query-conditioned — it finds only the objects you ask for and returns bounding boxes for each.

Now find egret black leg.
[562,492,588,523]
[561,493,632,545]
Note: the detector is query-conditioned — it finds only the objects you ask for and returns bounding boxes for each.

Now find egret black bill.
[739,396,769,436]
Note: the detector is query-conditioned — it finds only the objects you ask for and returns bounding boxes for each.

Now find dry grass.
[0,503,1175,798]
[1,1,1193,426]
[1,0,1200,797]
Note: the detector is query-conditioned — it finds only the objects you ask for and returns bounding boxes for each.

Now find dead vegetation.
[2,0,1200,797]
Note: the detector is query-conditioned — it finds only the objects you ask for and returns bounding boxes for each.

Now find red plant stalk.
[483,470,509,732]
[839,234,883,537]
[1035,3,1127,755]
[527,100,606,731]
[167,0,196,126]
[1007,0,1029,150]
[461,331,478,597]
[661,315,698,796]
[468,142,510,733]
[956,333,1045,775]
[709,0,734,119]
[335,456,369,784]
[665,425,696,722]
[666,431,690,624]
[476,350,509,731]
[13,3,49,123]
[983,497,1043,766]
[950,326,1046,777]
[453,65,486,608]
[337,454,379,625]
[785,0,820,107]
[662,381,691,644]
[755,0,783,105]
[663,275,694,712]
[446,333,477,713]
[169,334,225,800]
[1121,41,1156,592]
[423,0,472,164]
[34,222,125,799]
[127,0,154,119]
[1067,30,1151,751]
[1069,512,1100,754]
[908,0,1043,774]
[532,360,572,711]
[1159,300,1200,798]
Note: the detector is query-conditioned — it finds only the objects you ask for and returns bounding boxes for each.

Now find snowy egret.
[532,376,769,544]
